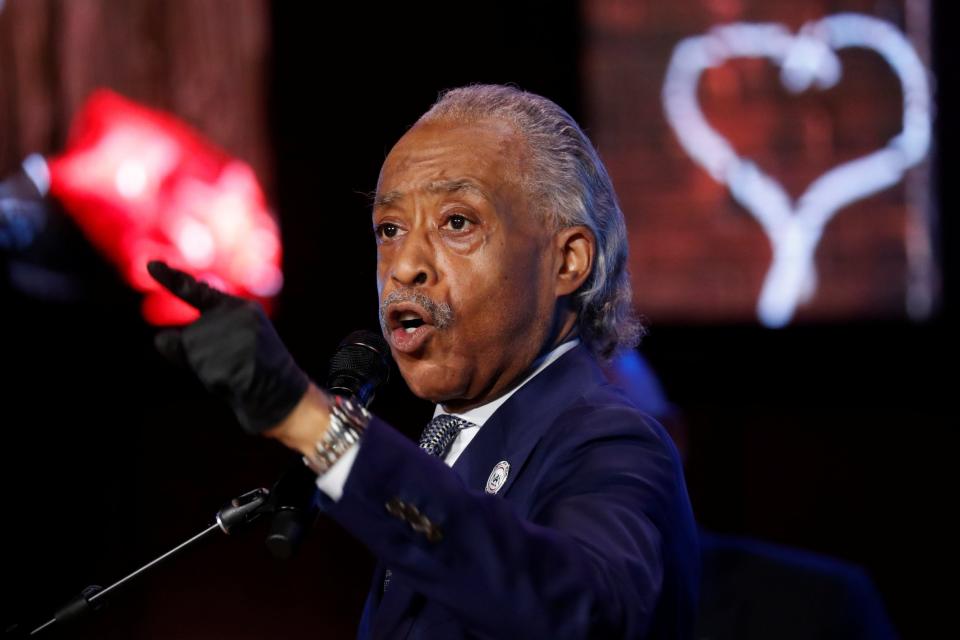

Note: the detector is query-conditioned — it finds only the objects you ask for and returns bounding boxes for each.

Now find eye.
[375,222,403,241]
[442,214,473,232]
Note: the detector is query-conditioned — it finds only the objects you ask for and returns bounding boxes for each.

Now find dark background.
[1,1,955,638]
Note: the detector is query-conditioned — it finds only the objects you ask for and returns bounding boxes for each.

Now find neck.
[441,324,577,422]
[441,312,580,414]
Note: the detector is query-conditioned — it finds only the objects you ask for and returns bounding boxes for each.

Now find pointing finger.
[147,260,226,312]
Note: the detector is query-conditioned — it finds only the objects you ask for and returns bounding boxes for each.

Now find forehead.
[376,118,526,204]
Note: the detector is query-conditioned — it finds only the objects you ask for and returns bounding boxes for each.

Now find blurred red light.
[46,89,282,324]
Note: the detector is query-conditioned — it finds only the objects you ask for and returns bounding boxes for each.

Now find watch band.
[302,394,372,475]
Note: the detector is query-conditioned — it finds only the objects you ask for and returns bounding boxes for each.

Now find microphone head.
[326,329,391,406]
[265,329,391,562]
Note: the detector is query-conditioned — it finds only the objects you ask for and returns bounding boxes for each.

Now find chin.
[396,357,465,403]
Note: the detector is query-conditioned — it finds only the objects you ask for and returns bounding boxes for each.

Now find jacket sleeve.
[316,407,691,639]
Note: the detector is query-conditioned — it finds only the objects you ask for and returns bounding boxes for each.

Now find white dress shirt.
[315,339,580,501]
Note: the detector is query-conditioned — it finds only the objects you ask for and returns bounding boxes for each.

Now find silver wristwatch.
[302,394,372,475]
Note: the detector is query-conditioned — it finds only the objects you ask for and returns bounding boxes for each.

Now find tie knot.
[418,414,475,458]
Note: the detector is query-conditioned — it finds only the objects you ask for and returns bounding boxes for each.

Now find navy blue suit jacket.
[317,344,699,639]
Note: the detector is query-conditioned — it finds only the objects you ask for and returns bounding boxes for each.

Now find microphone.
[264,329,391,559]
[326,329,391,404]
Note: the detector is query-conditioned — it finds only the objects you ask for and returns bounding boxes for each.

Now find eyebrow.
[373,179,488,210]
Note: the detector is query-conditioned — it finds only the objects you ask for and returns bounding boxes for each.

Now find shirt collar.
[432,338,581,427]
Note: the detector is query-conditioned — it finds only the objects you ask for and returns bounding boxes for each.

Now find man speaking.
[148,84,698,639]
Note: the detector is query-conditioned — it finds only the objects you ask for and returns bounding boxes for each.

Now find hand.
[147,260,309,434]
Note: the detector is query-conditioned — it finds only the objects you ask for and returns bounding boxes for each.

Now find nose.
[388,225,436,288]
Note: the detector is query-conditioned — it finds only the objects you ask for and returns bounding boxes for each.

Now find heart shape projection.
[662,13,931,327]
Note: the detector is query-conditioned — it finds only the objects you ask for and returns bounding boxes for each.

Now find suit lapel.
[452,344,604,496]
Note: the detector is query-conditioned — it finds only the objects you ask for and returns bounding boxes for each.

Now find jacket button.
[385,497,406,519]
[402,503,422,520]
[409,513,443,543]
[424,523,443,543]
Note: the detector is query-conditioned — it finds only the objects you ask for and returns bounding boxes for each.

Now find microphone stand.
[8,487,271,637]
[9,329,392,635]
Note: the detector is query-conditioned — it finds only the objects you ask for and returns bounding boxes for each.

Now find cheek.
[375,266,386,295]
[449,258,541,337]
[375,250,394,293]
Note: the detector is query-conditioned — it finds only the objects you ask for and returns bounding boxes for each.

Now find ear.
[553,225,595,297]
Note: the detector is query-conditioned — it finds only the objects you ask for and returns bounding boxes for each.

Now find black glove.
[147,260,309,434]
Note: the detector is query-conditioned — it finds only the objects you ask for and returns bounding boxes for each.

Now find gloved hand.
[147,260,309,434]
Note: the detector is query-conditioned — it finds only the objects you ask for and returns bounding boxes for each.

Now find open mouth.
[387,303,432,333]
[385,302,437,353]
[398,312,426,333]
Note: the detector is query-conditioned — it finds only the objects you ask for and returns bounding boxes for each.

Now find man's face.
[374,118,559,410]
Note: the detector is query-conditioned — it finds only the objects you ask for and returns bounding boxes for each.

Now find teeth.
[396,308,426,334]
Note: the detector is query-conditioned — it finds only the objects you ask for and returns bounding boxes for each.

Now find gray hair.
[417,84,642,360]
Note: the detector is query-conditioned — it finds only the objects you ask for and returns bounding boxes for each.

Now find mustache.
[379,289,454,331]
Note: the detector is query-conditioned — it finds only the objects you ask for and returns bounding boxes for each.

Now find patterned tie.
[383,413,476,593]
[417,413,476,457]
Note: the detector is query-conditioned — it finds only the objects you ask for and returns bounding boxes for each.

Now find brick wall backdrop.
[583,0,936,325]
[0,0,274,197]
